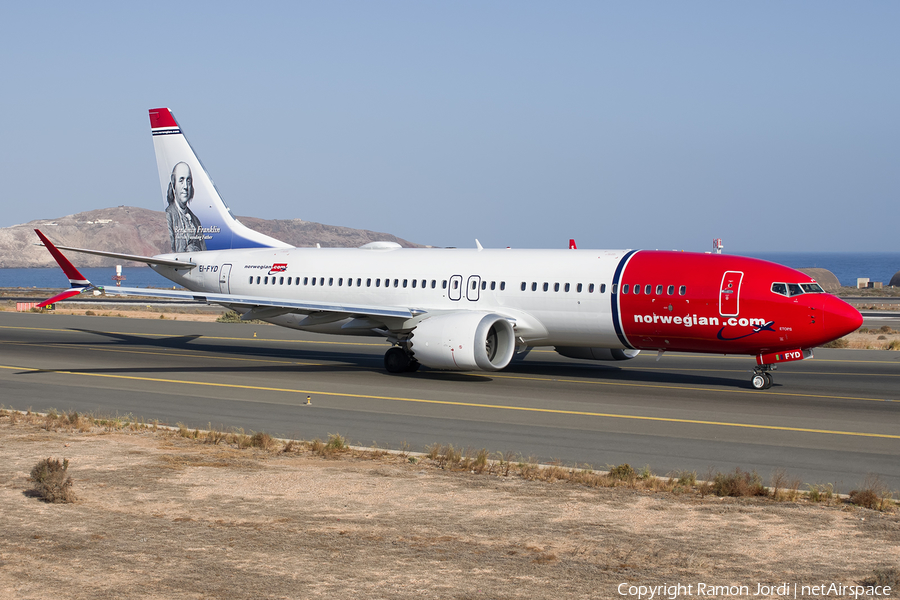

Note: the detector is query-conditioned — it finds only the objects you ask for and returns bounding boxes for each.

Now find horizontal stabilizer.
[38,243,196,269]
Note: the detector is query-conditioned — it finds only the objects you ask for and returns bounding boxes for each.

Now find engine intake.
[409,312,516,371]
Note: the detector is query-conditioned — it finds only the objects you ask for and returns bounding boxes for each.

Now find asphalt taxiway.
[1,311,898,490]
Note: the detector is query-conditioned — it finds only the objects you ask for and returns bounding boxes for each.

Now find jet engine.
[554,347,640,361]
[409,312,516,371]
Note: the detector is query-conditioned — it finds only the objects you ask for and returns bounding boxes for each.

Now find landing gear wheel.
[751,374,767,390]
[384,347,411,374]
[405,359,421,373]
[763,372,773,389]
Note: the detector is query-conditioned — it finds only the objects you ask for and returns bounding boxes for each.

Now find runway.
[2,311,898,490]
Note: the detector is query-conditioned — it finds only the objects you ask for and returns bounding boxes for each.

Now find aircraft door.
[719,271,743,317]
[466,276,481,301]
[219,264,232,294]
[449,275,462,301]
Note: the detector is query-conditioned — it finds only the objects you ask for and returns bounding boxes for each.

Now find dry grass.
[1,407,897,512]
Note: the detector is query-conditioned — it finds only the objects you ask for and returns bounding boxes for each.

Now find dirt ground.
[1,419,898,600]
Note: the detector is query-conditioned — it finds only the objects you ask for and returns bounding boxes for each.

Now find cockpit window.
[772,282,824,297]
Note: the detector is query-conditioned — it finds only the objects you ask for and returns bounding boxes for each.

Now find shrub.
[29,458,76,503]
[881,325,893,333]
[712,468,768,497]
[216,310,243,323]
[608,463,635,481]
[888,340,900,351]
[849,488,879,509]
[250,431,277,451]
[325,433,347,451]
[807,483,834,503]
[822,337,849,349]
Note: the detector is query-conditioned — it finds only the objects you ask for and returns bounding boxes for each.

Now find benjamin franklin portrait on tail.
[165,161,207,252]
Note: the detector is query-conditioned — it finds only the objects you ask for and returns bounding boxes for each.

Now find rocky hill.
[0,207,422,268]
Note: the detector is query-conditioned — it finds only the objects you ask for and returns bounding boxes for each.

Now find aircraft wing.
[96,285,423,320]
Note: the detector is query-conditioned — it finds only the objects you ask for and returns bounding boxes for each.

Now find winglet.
[34,229,92,288]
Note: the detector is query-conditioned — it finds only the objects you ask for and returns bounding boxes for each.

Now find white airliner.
[36,108,862,389]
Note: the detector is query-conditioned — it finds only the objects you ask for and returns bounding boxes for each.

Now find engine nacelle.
[410,312,516,371]
[554,347,640,361]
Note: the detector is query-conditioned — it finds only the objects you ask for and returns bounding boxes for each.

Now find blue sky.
[1,2,897,252]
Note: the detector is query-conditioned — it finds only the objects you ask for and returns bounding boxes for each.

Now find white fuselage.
[151,246,630,347]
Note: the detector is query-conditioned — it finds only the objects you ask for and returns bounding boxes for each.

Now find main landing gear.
[384,346,420,374]
[750,365,776,390]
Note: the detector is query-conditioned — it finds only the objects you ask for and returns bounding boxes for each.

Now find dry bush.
[849,488,879,510]
[712,468,768,497]
[865,567,900,587]
[807,483,834,504]
[771,469,802,501]
[250,431,277,451]
[229,429,252,449]
[326,433,347,451]
[472,448,489,474]
[29,458,76,503]
[822,337,850,348]
[205,427,227,445]
[608,463,636,482]
[310,439,326,456]
[282,440,298,453]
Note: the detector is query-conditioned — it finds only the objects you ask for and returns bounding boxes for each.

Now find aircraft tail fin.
[149,108,291,252]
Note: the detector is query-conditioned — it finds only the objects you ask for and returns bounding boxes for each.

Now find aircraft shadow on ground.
[19,328,756,389]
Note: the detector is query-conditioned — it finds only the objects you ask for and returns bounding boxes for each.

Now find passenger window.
[257,276,261,284]
[471,281,477,290]
[500,282,505,291]
[554,283,559,292]
[645,284,651,295]
[543,283,549,292]
[422,279,427,288]
[403,279,408,288]
[287,277,292,285]
[280,277,284,285]
[622,284,629,294]
[490,281,495,290]
[453,280,459,290]
[442,280,447,289]
[521,282,526,291]
[667,285,674,295]
[319,277,324,286]
[633,284,640,295]
[376,279,381,287]
[412,280,416,288]
[588,283,594,293]
[346,278,351,287]
[482,281,487,290]
[576,283,582,293]
[328,278,333,286]
[600,283,606,293]
[338,278,342,286]
[393,279,398,287]
[303,277,308,285]
[265,276,269,285]
[249,276,253,284]
[532,282,537,291]
[367,278,371,287]
[656,285,662,295]
[356,278,362,286]
[679,285,686,295]
[612,284,618,294]
[431,280,436,289]
[565,283,570,292]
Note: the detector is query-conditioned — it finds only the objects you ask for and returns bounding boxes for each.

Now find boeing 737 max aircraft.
[35,108,863,389]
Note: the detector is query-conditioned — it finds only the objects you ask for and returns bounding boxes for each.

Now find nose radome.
[822,296,863,341]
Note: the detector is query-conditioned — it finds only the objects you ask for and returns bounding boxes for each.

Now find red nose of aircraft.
[822,295,863,342]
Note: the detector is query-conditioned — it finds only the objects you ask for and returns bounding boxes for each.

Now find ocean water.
[1,252,898,290]
[742,252,900,288]
[0,267,176,290]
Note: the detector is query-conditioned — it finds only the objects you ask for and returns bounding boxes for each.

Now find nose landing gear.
[751,365,775,390]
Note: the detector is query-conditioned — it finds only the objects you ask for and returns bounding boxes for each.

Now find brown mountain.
[0,206,422,268]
